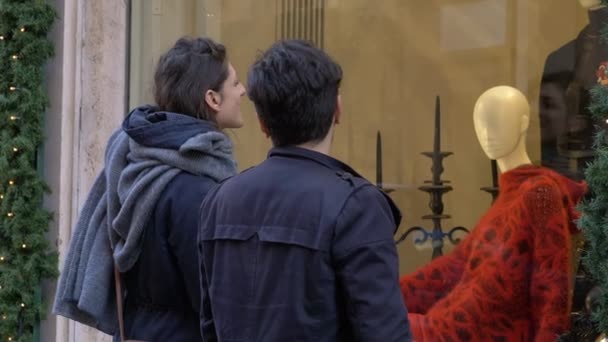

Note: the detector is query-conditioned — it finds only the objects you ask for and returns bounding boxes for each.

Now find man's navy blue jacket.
[198,146,412,341]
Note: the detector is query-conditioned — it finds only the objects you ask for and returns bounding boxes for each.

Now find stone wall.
[42,0,128,341]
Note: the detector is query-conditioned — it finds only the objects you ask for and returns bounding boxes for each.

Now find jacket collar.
[268,146,402,229]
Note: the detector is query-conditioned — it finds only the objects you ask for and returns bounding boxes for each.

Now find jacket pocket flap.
[258,226,330,252]
[200,225,258,241]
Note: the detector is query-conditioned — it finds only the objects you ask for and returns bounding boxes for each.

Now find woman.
[53,37,245,341]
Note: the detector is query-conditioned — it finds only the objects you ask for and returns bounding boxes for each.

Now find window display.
[400,86,586,341]
[128,1,606,339]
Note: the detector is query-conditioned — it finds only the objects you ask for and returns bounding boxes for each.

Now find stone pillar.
[42,0,128,341]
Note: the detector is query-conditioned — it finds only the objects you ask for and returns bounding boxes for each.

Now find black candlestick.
[376,130,395,193]
[480,159,499,202]
[376,131,383,189]
[395,96,469,259]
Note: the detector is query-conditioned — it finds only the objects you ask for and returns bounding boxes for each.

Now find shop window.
[129,3,594,329]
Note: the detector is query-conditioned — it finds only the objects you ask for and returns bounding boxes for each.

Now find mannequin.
[399,86,587,341]
[474,86,532,172]
[539,0,608,180]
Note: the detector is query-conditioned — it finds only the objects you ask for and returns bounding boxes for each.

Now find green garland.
[0,1,57,341]
[578,0,608,334]
[2,0,607,340]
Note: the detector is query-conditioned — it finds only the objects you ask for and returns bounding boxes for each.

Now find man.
[198,40,412,341]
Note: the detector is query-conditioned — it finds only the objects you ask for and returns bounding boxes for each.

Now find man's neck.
[297,139,331,156]
[296,128,334,156]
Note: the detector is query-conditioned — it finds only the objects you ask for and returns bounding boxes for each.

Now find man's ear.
[257,114,270,138]
[205,89,222,112]
[334,94,342,124]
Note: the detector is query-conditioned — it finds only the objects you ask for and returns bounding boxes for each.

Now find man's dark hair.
[154,37,228,120]
[247,40,343,147]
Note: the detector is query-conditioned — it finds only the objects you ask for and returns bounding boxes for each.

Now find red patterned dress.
[400,165,586,341]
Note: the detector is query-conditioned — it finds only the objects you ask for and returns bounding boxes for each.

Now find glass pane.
[129,1,594,337]
[129,0,221,109]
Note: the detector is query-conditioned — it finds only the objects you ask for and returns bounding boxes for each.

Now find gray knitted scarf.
[53,124,237,334]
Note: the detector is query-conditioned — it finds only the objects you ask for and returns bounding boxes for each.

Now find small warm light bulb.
[21,244,26,249]
[0,194,3,199]
[20,27,25,32]
[0,36,4,40]
[9,86,16,91]
[0,256,4,261]
[9,116,17,121]
[12,147,18,152]
[8,180,14,186]
[20,303,25,308]
[7,213,13,217]
[7,337,11,341]
[11,55,17,60]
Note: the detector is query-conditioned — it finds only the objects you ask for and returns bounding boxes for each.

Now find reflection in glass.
[540,4,608,180]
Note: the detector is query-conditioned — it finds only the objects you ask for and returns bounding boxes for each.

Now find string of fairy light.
[0,3,57,340]
[0,24,30,342]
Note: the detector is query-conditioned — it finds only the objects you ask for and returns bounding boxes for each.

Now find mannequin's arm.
[524,182,572,342]
[399,236,471,314]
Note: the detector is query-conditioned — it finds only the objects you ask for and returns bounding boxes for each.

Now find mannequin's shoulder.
[519,176,564,221]
[522,173,558,188]
[520,173,559,191]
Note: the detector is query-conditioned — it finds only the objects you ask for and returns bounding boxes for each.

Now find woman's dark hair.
[154,37,229,120]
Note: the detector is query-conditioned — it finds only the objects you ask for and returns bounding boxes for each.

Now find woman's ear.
[205,89,222,112]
